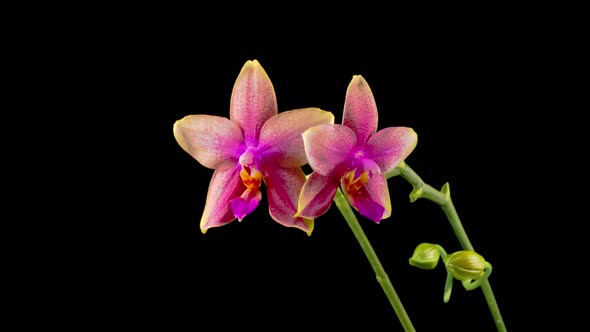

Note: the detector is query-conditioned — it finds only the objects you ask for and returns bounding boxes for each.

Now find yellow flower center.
[240,166,262,191]
[343,169,369,196]
[237,148,263,191]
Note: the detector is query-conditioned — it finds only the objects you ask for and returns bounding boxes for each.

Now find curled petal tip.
[292,212,314,236]
[303,217,314,236]
[239,59,269,80]
[240,60,265,75]
[245,59,261,65]
[350,74,368,85]
[235,59,271,87]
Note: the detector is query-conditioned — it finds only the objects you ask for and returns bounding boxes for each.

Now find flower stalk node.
[409,187,424,202]
[441,182,451,203]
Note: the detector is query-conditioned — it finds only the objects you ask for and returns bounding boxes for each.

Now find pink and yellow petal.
[296,172,340,220]
[342,171,391,223]
[259,108,334,167]
[230,60,278,144]
[173,115,244,169]
[302,124,356,176]
[263,166,314,234]
[364,171,392,220]
[342,75,378,148]
[200,161,245,233]
[365,127,418,173]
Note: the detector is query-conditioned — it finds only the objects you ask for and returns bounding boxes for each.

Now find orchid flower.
[296,75,417,223]
[174,60,334,234]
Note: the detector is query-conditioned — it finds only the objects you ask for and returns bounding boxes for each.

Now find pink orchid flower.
[174,60,334,234]
[296,75,417,223]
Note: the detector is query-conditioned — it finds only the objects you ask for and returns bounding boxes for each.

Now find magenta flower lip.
[174,60,334,234]
[297,75,418,223]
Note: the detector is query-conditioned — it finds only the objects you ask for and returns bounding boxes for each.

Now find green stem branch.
[334,188,416,332]
[388,162,507,332]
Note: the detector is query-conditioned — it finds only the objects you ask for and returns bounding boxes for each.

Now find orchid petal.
[263,166,314,234]
[302,124,356,177]
[296,172,340,220]
[365,127,418,173]
[259,108,334,167]
[342,171,391,223]
[173,115,244,169]
[200,161,244,233]
[342,75,378,148]
[230,60,278,144]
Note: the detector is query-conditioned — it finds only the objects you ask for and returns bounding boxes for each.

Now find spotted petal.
[342,75,378,148]
[342,171,391,223]
[230,60,278,144]
[296,172,340,220]
[259,108,334,167]
[263,166,314,234]
[365,127,418,173]
[173,115,244,169]
[200,161,245,233]
[302,124,356,177]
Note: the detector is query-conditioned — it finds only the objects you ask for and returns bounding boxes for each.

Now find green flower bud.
[443,250,486,281]
[409,243,443,270]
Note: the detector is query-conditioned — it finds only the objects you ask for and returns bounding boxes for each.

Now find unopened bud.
[443,250,486,281]
[409,243,443,270]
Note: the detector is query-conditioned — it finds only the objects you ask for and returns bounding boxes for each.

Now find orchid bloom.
[173,60,333,234]
[296,75,417,223]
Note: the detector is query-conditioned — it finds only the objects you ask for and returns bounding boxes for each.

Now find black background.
[2,5,589,332]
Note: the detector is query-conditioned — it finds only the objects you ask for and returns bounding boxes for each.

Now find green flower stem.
[334,188,416,332]
[388,162,507,332]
